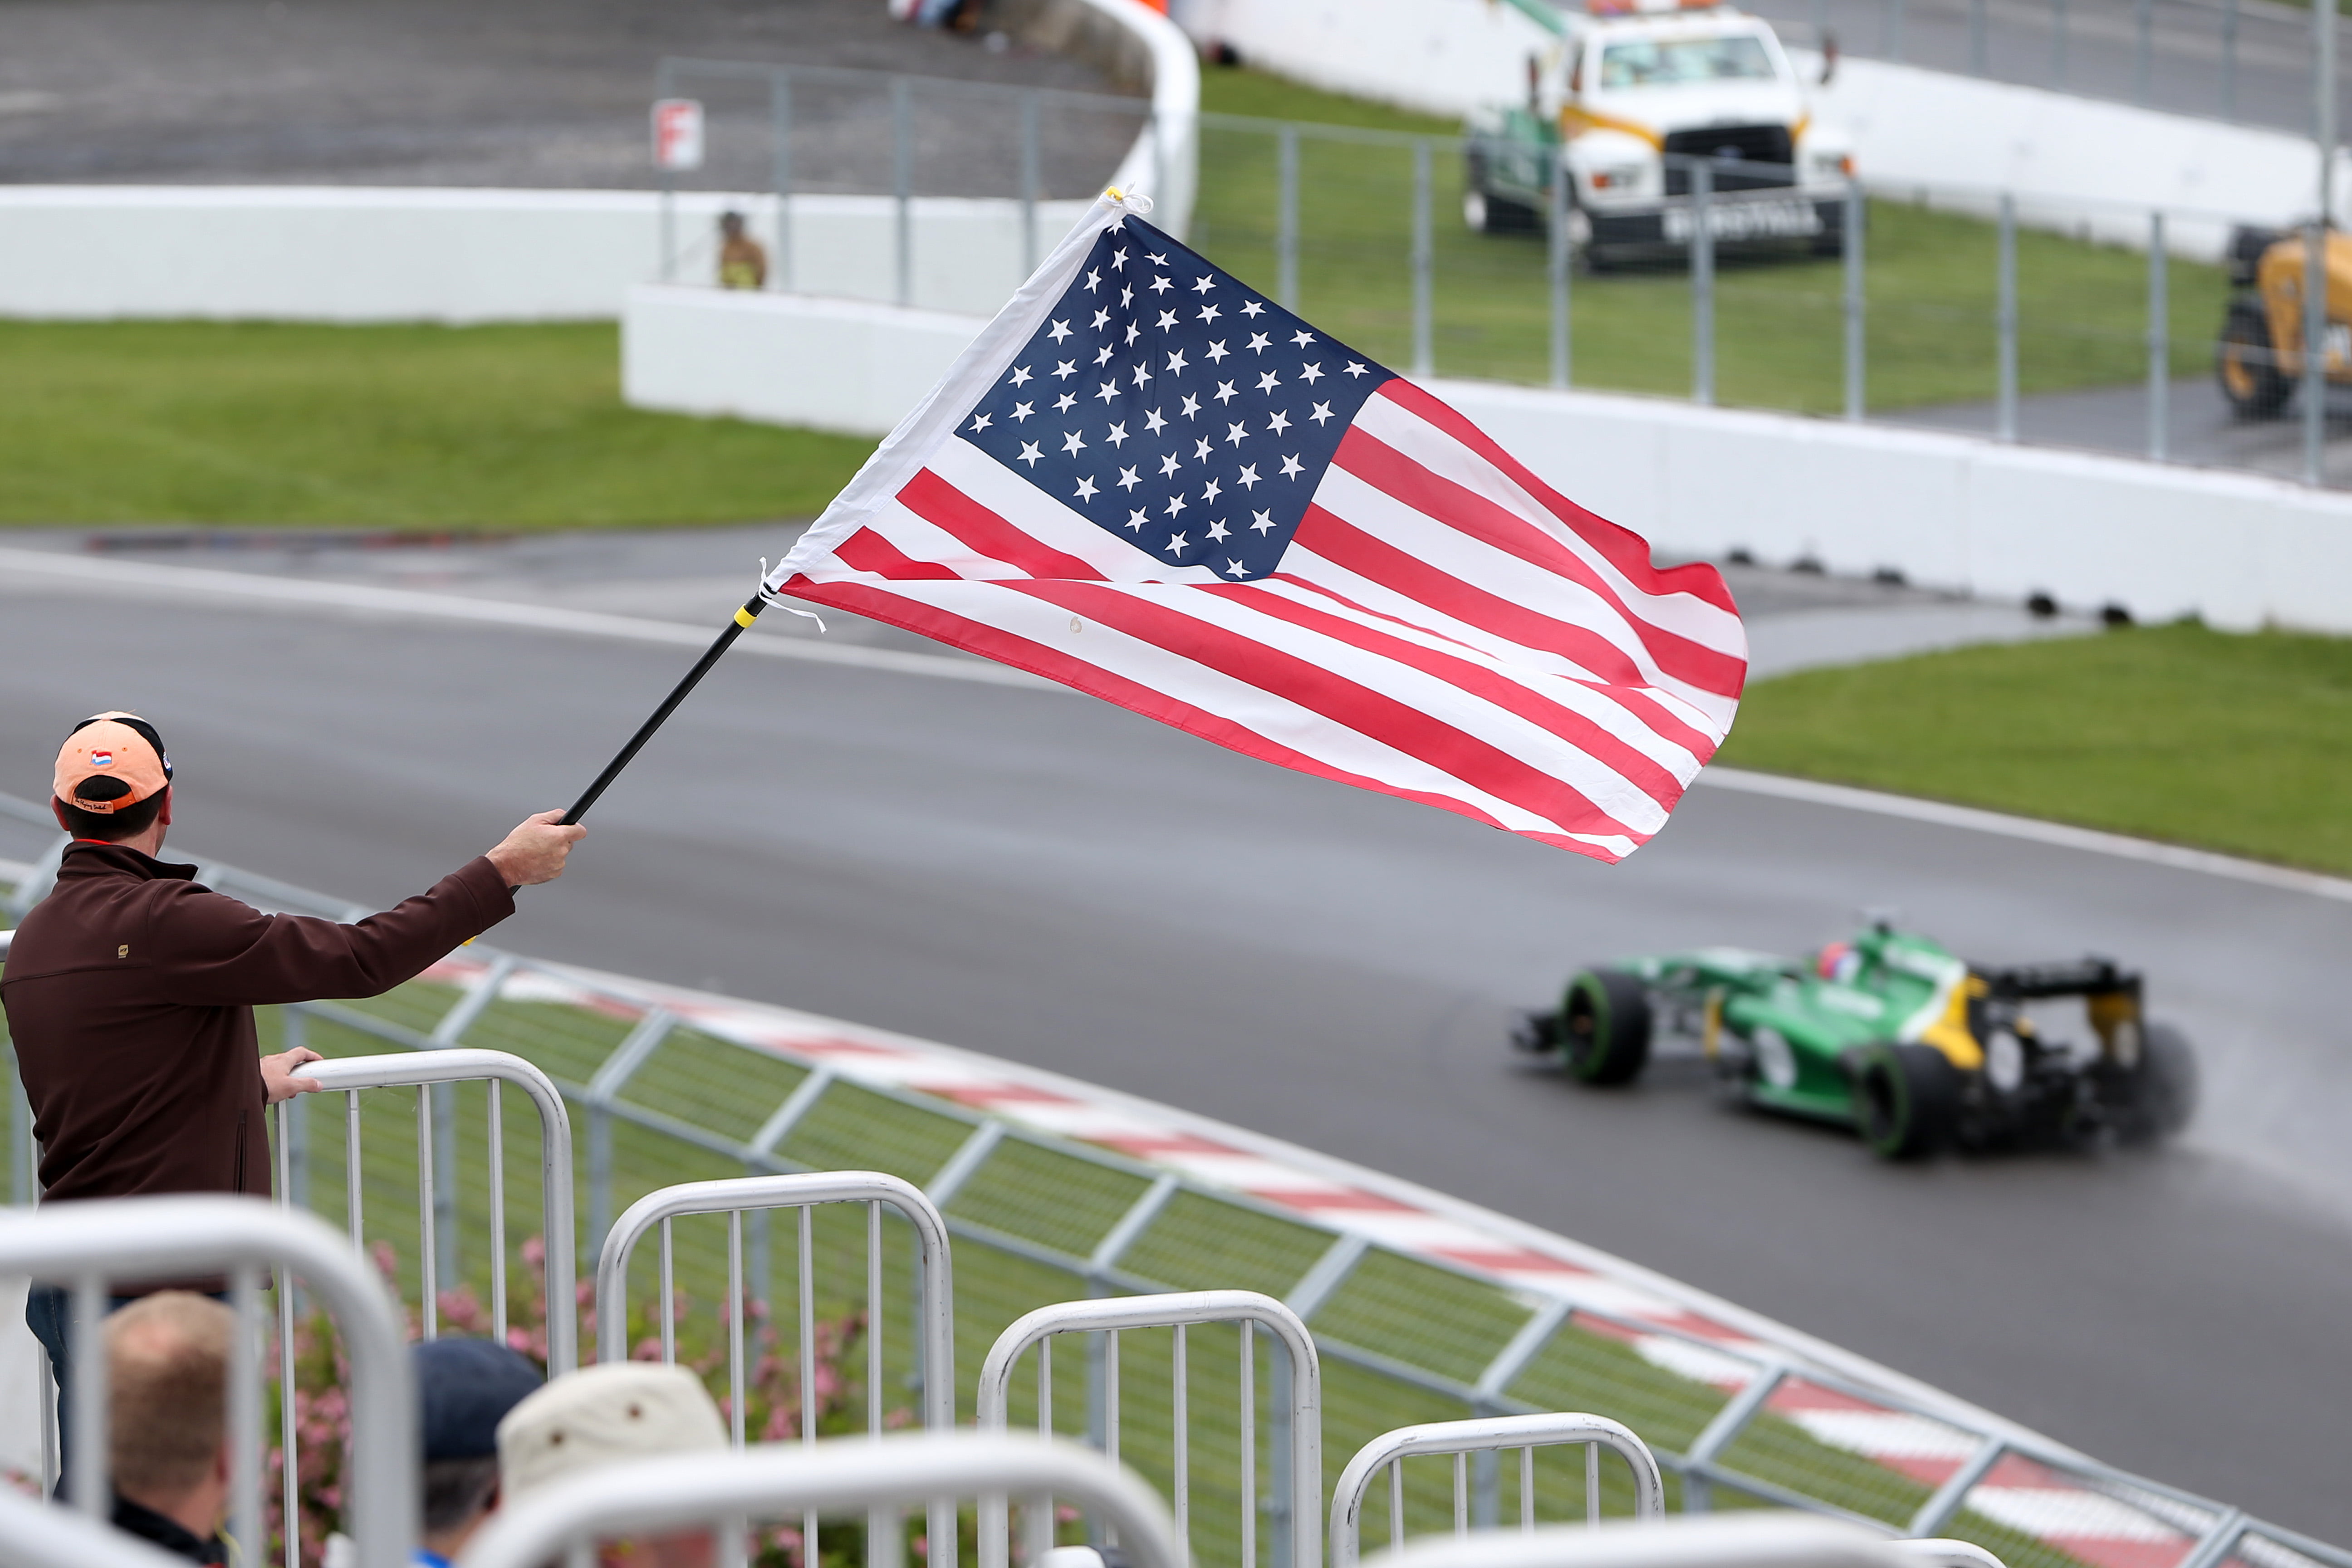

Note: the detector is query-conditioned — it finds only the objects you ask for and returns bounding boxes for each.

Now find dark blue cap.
[413,1338,545,1461]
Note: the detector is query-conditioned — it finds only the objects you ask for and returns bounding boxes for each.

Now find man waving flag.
[760,191,1745,862]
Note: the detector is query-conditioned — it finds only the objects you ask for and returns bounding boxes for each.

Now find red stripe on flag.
[775,576,1642,857]
[996,578,1646,843]
[1208,582,1692,806]
[833,528,962,582]
[895,466,1104,581]
[1373,379,1743,619]
[1331,425,1747,700]
[1290,508,1722,761]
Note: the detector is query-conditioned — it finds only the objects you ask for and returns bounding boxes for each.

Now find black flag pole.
[559,592,767,825]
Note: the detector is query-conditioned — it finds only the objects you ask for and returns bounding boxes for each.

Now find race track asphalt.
[1,566,2348,1544]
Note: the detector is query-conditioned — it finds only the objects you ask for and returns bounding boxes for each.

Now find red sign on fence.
[651,98,705,172]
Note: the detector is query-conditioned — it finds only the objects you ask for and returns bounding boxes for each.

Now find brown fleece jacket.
[0,841,514,1208]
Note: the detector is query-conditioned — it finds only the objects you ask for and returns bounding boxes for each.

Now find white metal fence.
[0,1196,414,1568]
[977,1289,1321,1568]
[1331,1414,1665,1568]
[458,1431,1183,1568]
[1374,1515,1910,1568]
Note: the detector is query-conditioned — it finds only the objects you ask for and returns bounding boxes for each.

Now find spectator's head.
[106,1291,236,1538]
[51,710,173,845]
[415,1338,546,1558]
[719,211,745,240]
[498,1363,727,1568]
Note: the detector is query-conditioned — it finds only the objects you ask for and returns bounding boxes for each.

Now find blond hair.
[106,1291,235,1496]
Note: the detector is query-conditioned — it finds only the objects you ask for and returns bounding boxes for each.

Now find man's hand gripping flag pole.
[563,185,1746,858]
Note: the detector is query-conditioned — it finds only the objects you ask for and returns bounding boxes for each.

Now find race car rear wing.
[1975,957,2140,1001]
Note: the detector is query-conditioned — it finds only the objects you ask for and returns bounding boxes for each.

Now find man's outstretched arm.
[152,811,588,1009]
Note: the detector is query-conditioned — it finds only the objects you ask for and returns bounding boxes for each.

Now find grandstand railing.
[0,1196,414,1568]
[977,1290,1321,1568]
[458,1431,1183,1568]
[1331,1415,1665,1568]
[1378,1515,1911,1568]
[597,1171,959,1568]
[6,801,2352,1568]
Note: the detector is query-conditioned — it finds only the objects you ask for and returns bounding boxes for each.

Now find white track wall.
[624,285,2352,633]
[1174,0,2332,260]
[0,188,1092,323]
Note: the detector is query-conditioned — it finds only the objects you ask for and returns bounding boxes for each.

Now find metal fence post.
[2148,211,2169,461]
[589,1103,613,1261]
[892,74,913,309]
[1884,0,1905,63]
[772,73,794,292]
[1550,143,1572,389]
[1021,90,1042,277]
[433,1082,457,1308]
[1844,177,1866,420]
[1691,159,1715,406]
[1996,191,2018,442]
[2135,0,2154,106]
[1411,138,1434,379]
[10,1054,33,1205]
[1970,0,1987,76]
[657,59,677,285]
[1277,123,1300,312]
[2051,0,2069,87]
[2221,0,2239,121]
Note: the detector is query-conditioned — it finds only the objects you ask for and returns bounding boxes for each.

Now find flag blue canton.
[958,217,1396,581]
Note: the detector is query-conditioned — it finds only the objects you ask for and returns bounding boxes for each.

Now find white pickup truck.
[1463,0,1854,269]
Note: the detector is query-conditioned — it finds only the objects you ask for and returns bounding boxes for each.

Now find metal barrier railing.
[975,1289,1321,1568]
[0,1195,414,1568]
[0,1478,193,1568]
[1331,1414,1666,1568]
[1893,1543,2007,1568]
[597,1172,958,1568]
[458,1431,1182,1568]
[1374,1514,1911,1568]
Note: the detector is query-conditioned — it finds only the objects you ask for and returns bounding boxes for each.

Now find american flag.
[769,196,1746,862]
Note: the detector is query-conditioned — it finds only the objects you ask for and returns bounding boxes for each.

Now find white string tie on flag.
[756,557,826,632]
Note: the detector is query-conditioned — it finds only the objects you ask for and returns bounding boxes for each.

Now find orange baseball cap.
[53,710,172,816]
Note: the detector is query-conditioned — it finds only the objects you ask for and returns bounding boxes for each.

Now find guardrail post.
[2051,0,2068,87]
[1843,177,1866,420]
[1996,191,2018,443]
[1412,138,1434,380]
[773,72,794,292]
[657,58,677,284]
[1277,123,1301,312]
[2147,210,2168,460]
[1690,159,1715,406]
[1550,142,1572,389]
[1970,0,1987,76]
[2305,218,2328,485]
[1884,0,1905,62]
[893,74,914,308]
[1021,89,1042,276]
[1679,1363,1785,1514]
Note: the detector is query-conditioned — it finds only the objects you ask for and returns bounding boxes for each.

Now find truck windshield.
[1598,35,1777,87]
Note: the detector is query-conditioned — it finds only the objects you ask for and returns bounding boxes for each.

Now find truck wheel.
[1849,1043,1960,1159]
[1464,188,1536,235]
[2217,303,2292,418]
[2102,1023,2198,1145]
[1560,969,1651,1085]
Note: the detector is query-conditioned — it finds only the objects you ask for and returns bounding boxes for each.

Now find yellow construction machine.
[2216,224,2352,417]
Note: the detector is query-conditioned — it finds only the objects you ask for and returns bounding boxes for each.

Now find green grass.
[1190,64,2226,412]
[0,320,874,528]
[1721,622,2352,875]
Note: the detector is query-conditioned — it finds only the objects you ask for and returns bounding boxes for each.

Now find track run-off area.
[0,544,2347,1544]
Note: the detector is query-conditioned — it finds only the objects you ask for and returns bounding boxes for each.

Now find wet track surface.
[0,545,2347,1541]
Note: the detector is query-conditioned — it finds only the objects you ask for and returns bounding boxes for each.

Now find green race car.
[1516,921,2197,1158]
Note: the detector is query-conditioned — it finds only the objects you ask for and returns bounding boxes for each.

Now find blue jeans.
[27,1284,145,1498]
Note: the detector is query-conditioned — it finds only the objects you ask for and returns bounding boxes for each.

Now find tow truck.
[1463,0,1855,269]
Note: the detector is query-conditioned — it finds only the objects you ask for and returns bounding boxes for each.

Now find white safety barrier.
[0,1480,192,1568]
[976,1289,1321,1568]
[597,1173,957,1568]
[1331,1414,1666,1568]
[1372,1515,1913,1568]
[458,1430,1183,1568]
[1894,1543,2007,1568]
[0,1196,414,1568]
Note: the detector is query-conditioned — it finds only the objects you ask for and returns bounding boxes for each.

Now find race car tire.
[2102,1022,2198,1145]
[1850,1042,1961,1159]
[1560,968,1651,1085]
[2216,302,2292,419]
